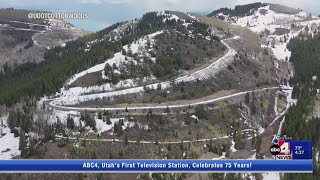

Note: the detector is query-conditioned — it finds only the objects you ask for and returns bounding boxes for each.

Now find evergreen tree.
[67,115,75,129]
[208,139,213,152]
[109,151,113,159]
[167,143,172,151]
[106,116,112,125]
[155,134,159,145]
[194,105,206,119]
[19,130,27,157]
[124,135,129,145]
[245,93,250,104]
[180,140,184,150]
[165,106,170,113]
[97,112,102,119]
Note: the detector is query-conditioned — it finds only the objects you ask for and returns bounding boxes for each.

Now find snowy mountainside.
[54,34,228,105]
[43,5,320,118]
[46,3,320,140]
[85,21,138,49]
[209,3,320,62]
[208,2,267,18]
[56,12,227,105]
[1,4,319,180]
[233,5,311,32]
[0,115,20,159]
[60,31,164,101]
[68,30,163,85]
[210,4,317,33]
[84,11,196,49]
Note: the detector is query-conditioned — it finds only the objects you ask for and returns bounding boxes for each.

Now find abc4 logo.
[270,140,291,155]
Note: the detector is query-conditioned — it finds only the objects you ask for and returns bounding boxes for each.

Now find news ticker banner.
[0,160,313,173]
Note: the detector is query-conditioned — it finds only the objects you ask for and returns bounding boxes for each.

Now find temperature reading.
[294,146,304,155]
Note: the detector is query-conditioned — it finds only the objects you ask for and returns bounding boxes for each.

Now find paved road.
[56,135,230,144]
[48,87,280,112]
[46,35,282,112]
[51,36,239,106]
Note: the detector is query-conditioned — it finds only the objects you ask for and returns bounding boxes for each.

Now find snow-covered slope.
[234,5,308,32]
[58,31,164,101]
[0,115,20,159]
[83,11,194,50]
[67,31,163,85]
[213,5,319,34]
[51,34,236,106]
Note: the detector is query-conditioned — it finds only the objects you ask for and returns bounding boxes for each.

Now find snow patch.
[262,172,280,180]
[212,152,226,160]
[235,5,308,33]
[0,115,21,159]
[66,31,163,85]
[94,117,127,134]
[187,13,196,20]
[274,96,278,115]
[257,124,265,135]
[248,152,256,160]
[48,109,81,126]
[230,139,238,153]
[191,115,198,120]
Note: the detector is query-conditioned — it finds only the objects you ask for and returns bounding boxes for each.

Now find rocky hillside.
[0,8,89,68]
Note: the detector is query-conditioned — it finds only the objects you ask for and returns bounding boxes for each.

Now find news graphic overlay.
[292,141,313,159]
[270,138,292,160]
[0,159,313,173]
[270,135,312,160]
[0,135,313,173]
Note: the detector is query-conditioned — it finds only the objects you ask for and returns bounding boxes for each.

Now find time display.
[294,150,304,155]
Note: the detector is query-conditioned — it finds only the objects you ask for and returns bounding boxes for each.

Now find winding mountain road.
[50,33,291,145]
[49,87,280,112]
[56,134,230,144]
[52,36,238,106]
[48,35,264,111]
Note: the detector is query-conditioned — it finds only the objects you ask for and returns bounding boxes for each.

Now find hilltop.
[0,8,89,68]
[208,3,302,18]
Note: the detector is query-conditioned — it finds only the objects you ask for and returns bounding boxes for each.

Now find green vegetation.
[80,111,96,131]
[281,31,320,179]
[268,3,300,15]
[0,11,225,106]
[193,14,231,32]
[101,21,224,84]
[152,26,224,78]
[281,91,320,179]
[0,12,187,106]
[66,115,75,129]
[69,136,101,159]
[194,105,206,119]
[276,96,287,112]
[288,31,320,92]
[207,3,267,17]
[24,40,34,49]
[114,119,124,136]
[261,98,270,113]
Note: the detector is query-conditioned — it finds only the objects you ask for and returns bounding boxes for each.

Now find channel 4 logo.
[270,139,292,160]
